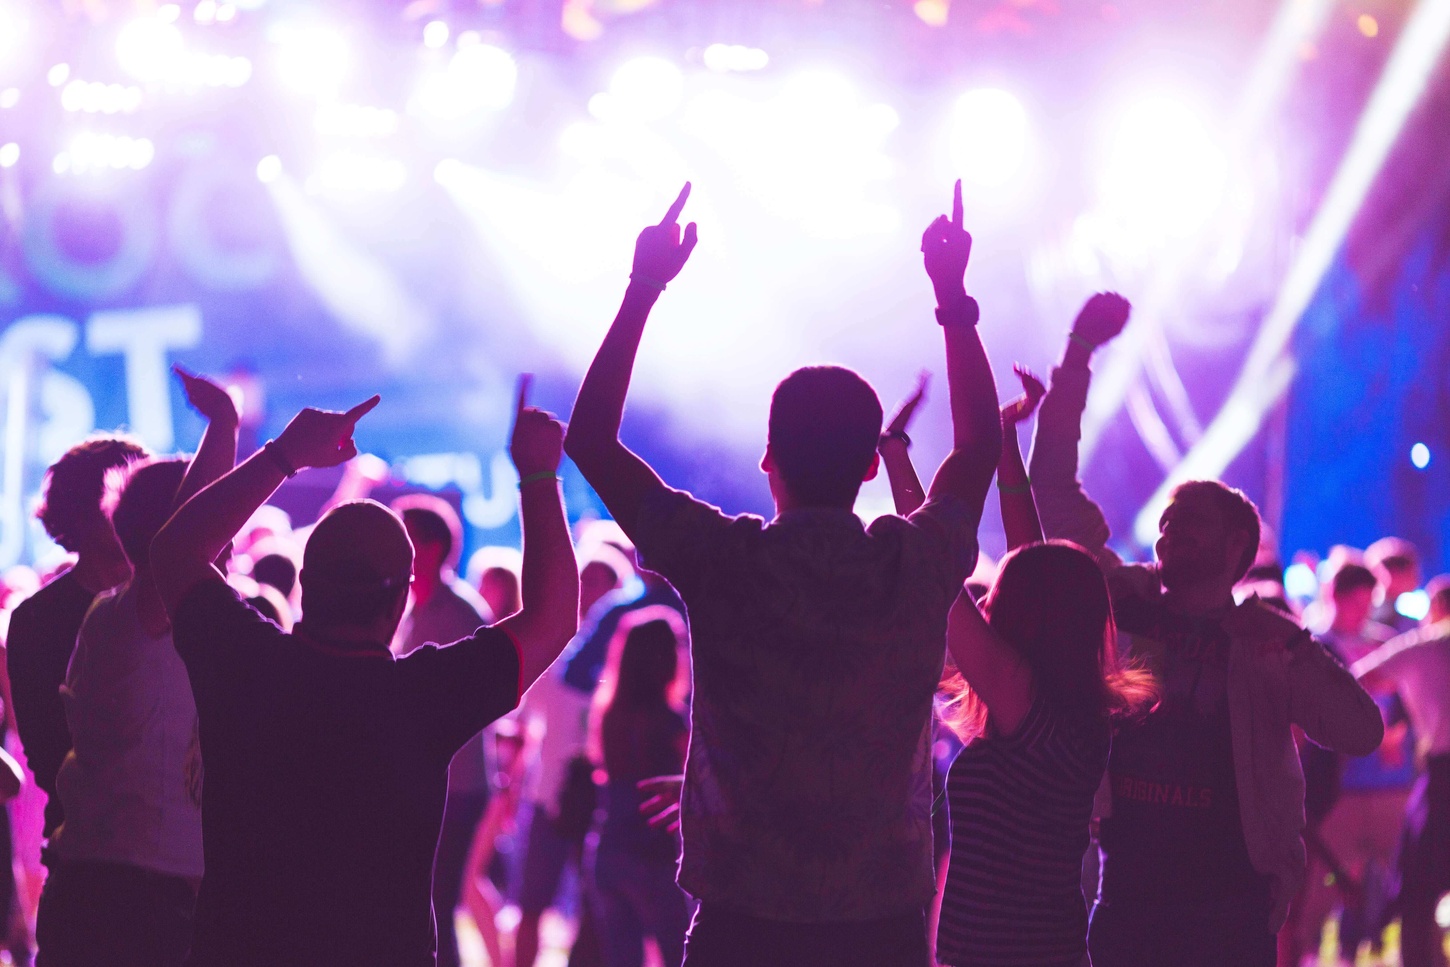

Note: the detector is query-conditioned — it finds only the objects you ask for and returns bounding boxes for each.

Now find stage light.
[158,4,181,23]
[54,133,156,174]
[702,44,769,73]
[49,64,71,87]
[1411,442,1431,468]
[62,80,144,114]
[0,143,17,168]
[1099,95,1227,242]
[1358,14,1380,37]
[948,88,1029,189]
[308,152,406,193]
[1133,0,1450,547]
[914,0,950,26]
[256,155,282,183]
[413,44,516,120]
[1398,590,1431,621]
[116,18,185,81]
[1,88,17,109]
[314,102,400,138]
[1283,562,1318,600]
[273,24,350,99]
[194,0,217,24]
[423,21,450,49]
[604,57,684,122]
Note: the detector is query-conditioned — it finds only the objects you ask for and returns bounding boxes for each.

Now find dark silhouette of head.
[37,435,147,553]
[252,552,298,599]
[765,366,882,508]
[941,541,1157,741]
[1157,481,1262,592]
[300,500,413,646]
[109,458,187,570]
[391,494,463,579]
[610,617,681,710]
[1329,562,1378,631]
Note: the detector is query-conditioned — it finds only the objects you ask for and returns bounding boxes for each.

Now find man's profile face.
[1155,492,1234,592]
[402,522,444,582]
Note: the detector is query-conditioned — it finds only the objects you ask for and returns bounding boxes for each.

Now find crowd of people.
[0,182,1442,967]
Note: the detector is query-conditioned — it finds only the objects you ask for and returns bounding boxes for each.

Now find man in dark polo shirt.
[151,386,578,967]
[565,183,1000,967]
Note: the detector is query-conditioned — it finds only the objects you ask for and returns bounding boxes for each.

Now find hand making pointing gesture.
[510,374,565,479]
[922,179,973,307]
[632,182,699,289]
[274,396,381,472]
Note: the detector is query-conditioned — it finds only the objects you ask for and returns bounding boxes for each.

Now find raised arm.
[138,367,241,633]
[878,371,929,516]
[496,377,580,692]
[998,365,1045,550]
[921,182,1001,516]
[152,397,380,620]
[564,184,699,542]
[946,588,1033,735]
[1027,293,1130,559]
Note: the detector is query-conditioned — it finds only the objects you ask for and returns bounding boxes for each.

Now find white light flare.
[413,44,517,120]
[591,57,684,123]
[1132,0,1450,547]
[948,88,1029,190]
[274,24,350,99]
[1098,95,1228,243]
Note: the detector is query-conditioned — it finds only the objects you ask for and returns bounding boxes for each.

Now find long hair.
[938,540,1158,743]
[588,607,688,776]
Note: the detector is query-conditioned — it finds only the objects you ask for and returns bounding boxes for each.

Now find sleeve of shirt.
[632,487,739,599]
[902,495,981,591]
[170,577,283,685]
[410,626,523,756]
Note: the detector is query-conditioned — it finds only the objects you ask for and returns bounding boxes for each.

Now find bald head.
[300,500,413,640]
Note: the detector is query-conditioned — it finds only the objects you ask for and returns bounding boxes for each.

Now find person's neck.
[772,494,856,518]
[72,547,131,595]
[296,620,393,656]
[1329,611,1364,636]
[1161,578,1235,617]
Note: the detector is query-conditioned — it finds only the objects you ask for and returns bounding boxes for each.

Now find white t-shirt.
[1354,619,1450,758]
[55,580,203,878]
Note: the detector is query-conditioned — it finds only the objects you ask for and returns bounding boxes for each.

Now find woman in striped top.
[933,356,1156,967]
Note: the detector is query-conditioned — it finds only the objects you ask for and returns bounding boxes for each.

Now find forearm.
[565,283,660,457]
[153,449,288,591]
[940,304,1002,465]
[997,425,1042,550]
[878,440,925,516]
[514,479,580,685]
[1028,353,1113,552]
[175,414,239,509]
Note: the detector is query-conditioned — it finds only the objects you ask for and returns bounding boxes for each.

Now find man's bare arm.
[565,184,699,541]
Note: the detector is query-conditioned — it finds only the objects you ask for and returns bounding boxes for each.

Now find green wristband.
[1068,331,1098,352]
[518,471,560,489]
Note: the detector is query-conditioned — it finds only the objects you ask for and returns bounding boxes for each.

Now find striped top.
[937,690,1110,967]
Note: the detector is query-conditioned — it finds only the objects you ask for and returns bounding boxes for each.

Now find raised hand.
[885,371,930,441]
[1000,364,1046,426]
[510,374,565,478]
[921,180,972,306]
[632,183,699,288]
[636,774,683,833]
[274,396,379,472]
[175,365,239,426]
[1071,292,1132,347]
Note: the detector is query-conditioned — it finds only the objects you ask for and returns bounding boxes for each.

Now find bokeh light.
[948,88,1030,189]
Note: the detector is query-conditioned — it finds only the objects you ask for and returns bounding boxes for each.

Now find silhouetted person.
[1029,294,1383,967]
[8,436,146,847]
[150,385,578,967]
[566,182,999,967]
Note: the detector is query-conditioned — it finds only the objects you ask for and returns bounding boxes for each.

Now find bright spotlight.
[256,154,282,183]
[274,25,350,99]
[1398,589,1432,622]
[116,18,185,81]
[606,57,684,122]
[55,133,156,174]
[0,143,18,168]
[413,44,516,120]
[423,20,450,49]
[1411,442,1432,468]
[1282,561,1318,600]
[949,88,1029,189]
[308,152,406,193]
[702,44,769,73]
[1099,95,1228,240]
[1,88,18,109]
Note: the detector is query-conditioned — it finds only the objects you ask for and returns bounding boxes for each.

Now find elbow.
[563,425,605,468]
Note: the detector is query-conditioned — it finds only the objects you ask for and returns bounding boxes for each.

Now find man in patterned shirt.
[565,182,1000,967]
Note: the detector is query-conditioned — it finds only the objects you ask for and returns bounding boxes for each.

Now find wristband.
[996,480,1032,495]
[263,441,298,478]
[629,273,667,292]
[518,471,560,489]
[1068,331,1098,352]
[878,430,911,450]
[935,295,981,327]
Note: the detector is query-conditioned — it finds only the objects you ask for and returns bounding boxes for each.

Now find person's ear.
[861,451,880,483]
[760,447,775,475]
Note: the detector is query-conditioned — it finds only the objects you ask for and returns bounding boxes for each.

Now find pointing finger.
[514,374,533,421]
[344,394,382,423]
[661,182,691,226]
[952,179,964,229]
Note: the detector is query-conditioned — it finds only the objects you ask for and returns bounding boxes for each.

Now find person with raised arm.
[565,182,997,967]
[37,367,238,967]
[1027,293,1384,966]
[149,382,578,967]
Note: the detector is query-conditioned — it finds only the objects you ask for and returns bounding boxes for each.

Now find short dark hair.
[1366,537,1419,575]
[252,552,298,598]
[391,494,462,570]
[36,436,147,551]
[301,502,412,630]
[1170,480,1262,582]
[767,366,882,507]
[110,458,187,569]
[1330,562,1377,599]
